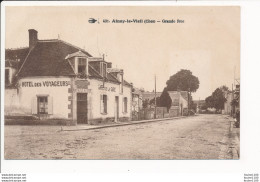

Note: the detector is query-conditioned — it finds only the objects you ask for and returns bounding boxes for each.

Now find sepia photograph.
[4,6,240,160]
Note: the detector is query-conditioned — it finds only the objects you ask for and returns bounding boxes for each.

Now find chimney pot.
[28,29,38,49]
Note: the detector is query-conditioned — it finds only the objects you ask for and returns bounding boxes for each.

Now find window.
[100,62,107,78]
[123,97,128,113]
[5,69,10,85]
[78,58,87,74]
[100,94,107,114]
[38,96,48,114]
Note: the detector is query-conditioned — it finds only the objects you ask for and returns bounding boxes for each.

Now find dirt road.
[4,114,239,159]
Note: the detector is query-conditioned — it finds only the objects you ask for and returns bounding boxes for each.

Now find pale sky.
[5,6,240,100]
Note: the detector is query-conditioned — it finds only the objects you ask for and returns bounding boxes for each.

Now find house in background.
[5,29,132,125]
[193,100,206,113]
[223,91,233,115]
[141,91,162,108]
[168,91,188,117]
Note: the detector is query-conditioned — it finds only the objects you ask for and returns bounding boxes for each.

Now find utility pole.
[198,97,200,113]
[188,88,190,116]
[154,74,157,119]
[232,83,234,117]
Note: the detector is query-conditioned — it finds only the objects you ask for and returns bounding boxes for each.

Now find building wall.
[16,77,71,118]
[87,79,132,123]
[142,92,162,101]
[224,93,232,115]
[168,91,188,116]
[5,89,20,115]
[5,76,132,124]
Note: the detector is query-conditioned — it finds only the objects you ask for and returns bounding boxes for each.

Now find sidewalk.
[225,115,240,159]
[62,115,192,132]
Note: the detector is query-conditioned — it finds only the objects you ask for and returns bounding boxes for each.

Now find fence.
[132,107,172,121]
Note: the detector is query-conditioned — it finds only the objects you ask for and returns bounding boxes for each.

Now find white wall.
[5,89,20,115]
[17,77,71,118]
[88,79,131,120]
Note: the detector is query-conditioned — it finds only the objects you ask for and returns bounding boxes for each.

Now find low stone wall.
[5,117,72,126]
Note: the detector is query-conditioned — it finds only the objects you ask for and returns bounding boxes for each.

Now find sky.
[5,6,240,100]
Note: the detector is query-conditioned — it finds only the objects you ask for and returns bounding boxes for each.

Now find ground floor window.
[123,97,128,113]
[38,96,48,114]
[100,94,107,114]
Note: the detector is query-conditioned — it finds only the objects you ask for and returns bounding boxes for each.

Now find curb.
[226,116,240,159]
[62,115,195,132]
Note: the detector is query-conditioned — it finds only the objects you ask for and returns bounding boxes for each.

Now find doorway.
[77,93,88,124]
[115,96,119,122]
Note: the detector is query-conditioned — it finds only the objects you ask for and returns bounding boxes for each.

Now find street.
[4,114,239,159]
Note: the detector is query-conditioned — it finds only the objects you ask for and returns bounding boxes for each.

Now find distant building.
[168,91,188,116]
[142,91,162,101]
[132,88,143,112]
[223,91,233,115]
[193,100,206,112]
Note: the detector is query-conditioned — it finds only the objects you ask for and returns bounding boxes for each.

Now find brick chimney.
[28,29,38,49]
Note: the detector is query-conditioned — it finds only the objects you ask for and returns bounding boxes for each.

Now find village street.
[4,114,239,160]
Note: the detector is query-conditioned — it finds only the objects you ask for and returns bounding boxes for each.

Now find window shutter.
[125,98,128,113]
[48,96,53,115]
[31,97,37,114]
[105,95,108,114]
[100,94,103,113]
[122,98,124,113]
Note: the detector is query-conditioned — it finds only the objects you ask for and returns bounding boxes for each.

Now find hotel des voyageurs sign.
[20,80,116,93]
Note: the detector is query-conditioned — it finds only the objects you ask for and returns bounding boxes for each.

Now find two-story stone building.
[5,29,132,125]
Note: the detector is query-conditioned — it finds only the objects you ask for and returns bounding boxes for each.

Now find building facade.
[168,91,188,116]
[5,29,132,125]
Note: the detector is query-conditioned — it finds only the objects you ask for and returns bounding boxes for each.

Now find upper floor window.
[78,58,87,74]
[100,62,107,78]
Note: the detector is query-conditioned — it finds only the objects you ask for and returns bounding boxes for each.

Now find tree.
[142,99,150,109]
[205,95,214,108]
[205,86,228,111]
[166,69,200,93]
[212,88,227,110]
[159,69,199,111]
[159,87,172,110]
[149,97,161,106]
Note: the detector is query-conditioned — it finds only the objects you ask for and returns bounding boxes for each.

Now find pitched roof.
[107,72,120,84]
[5,47,29,68]
[88,65,103,79]
[11,39,127,85]
[65,50,88,59]
[5,60,19,68]
[17,40,92,77]
[123,80,132,87]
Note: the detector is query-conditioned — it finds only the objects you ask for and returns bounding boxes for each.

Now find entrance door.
[77,93,88,124]
[115,96,119,122]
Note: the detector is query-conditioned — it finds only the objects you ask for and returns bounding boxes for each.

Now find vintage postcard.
[3,5,240,161]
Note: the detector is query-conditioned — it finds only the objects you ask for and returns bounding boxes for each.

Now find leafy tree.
[205,95,214,108]
[159,69,199,111]
[166,69,200,92]
[142,99,150,109]
[159,87,172,110]
[212,88,227,110]
[205,86,228,111]
[149,97,161,106]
